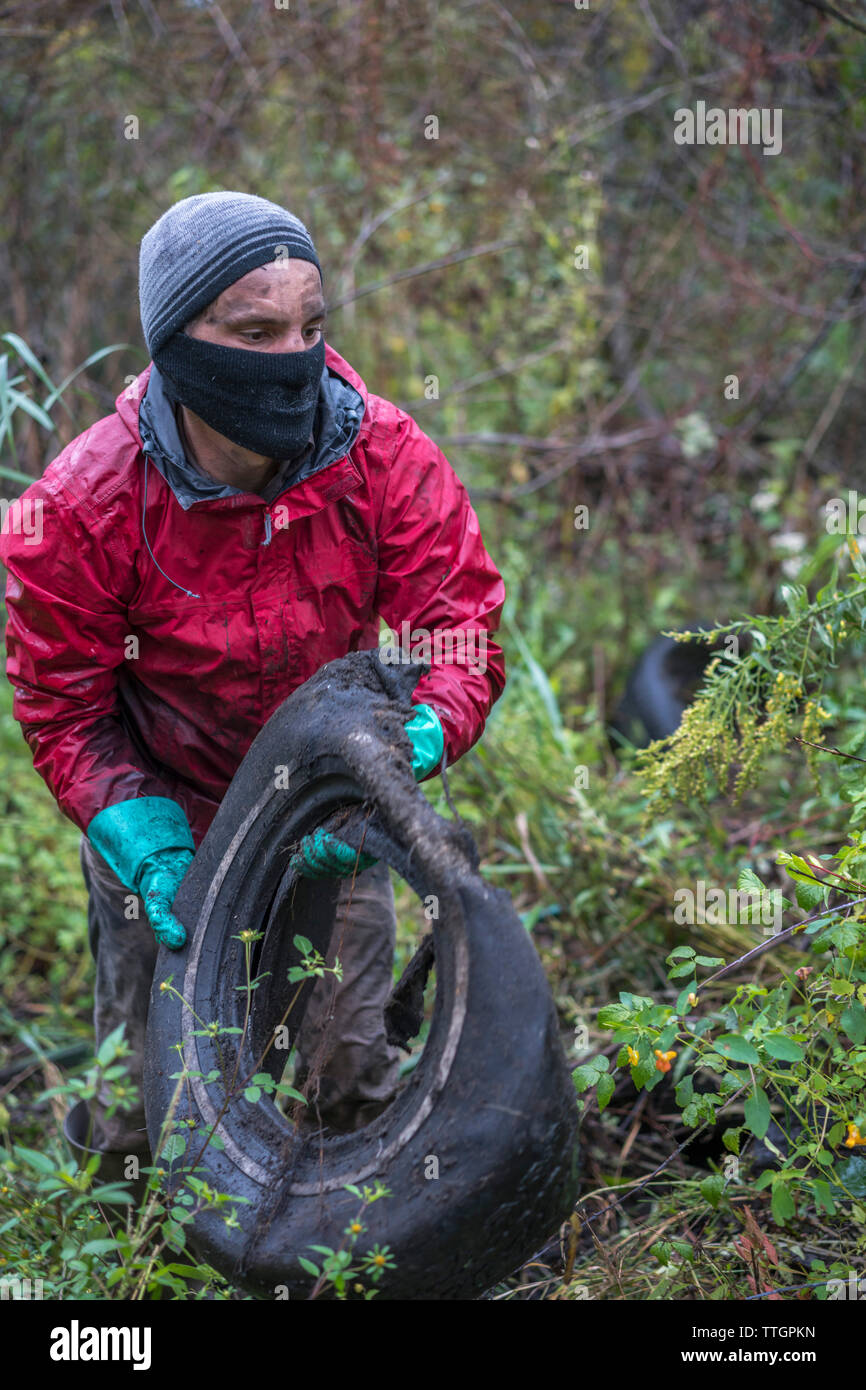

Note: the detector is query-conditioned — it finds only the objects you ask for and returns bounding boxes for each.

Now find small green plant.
[0,1026,239,1299]
[570,843,866,1293]
[300,1181,396,1300]
[0,926,353,1300]
[635,536,866,814]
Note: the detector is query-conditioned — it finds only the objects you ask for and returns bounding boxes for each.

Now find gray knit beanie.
[139,191,322,357]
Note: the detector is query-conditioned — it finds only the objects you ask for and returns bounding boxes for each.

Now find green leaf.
[164,1221,186,1251]
[596,1073,615,1112]
[89,1186,134,1204]
[632,1054,658,1089]
[795,880,824,912]
[700,1174,724,1209]
[572,1065,597,1094]
[694,956,724,968]
[669,962,698,980]
[159,1133,187,1163]
[298,1257,320,1277]
[618,992,655,1012]
[744,1084,771,1139]
[13,1145,57,1174]
[8,387,55,432]
[275,1083,307,1105]
[0,462,34,486]
[243,1086,262,1103]
[40,343,128,412]
[293,934,313,955]
[675,1074,694,1107]
[779,583,807,615]
[770,1177,795,1224]
[597,1003,632,1028]
[841,1002,866,1045]
[1,332,56,391]
[715,1033,760,1064]
[761,1034,805,1063]
[79,1238,122,1256]
[667,946,696,961]
[738,867,765,894]
[722,1126,742,1155]
[96,1022,128,1067]
[812,1179,836,1216]
[813,920,861,951]
[777,852,823,886]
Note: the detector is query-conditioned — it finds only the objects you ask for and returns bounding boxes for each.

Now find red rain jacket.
[0,346,505,847]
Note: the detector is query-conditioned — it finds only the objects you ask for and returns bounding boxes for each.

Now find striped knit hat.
[139,191,321,357]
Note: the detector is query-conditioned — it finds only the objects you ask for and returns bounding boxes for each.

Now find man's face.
[185,260,325,353]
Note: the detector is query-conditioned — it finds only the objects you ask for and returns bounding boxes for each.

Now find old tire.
[609,628,720,749]
[143,650,580,1300]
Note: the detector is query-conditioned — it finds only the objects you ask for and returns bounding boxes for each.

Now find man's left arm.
[372,406,506,773]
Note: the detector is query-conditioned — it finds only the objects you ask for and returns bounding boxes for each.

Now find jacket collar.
[128,347,366,513]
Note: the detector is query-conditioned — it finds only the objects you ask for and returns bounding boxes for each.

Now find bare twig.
[793,0,866,36]
[638,0,688,75]
[794,735,866,766]
[701,894,866,990]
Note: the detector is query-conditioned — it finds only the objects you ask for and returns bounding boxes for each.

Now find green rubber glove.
[138,850,195,949]
[405,702,446,781]
[87,796,195,950]
[292,703,445,880]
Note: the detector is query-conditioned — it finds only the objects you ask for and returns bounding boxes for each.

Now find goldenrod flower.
[626,1045,639,1067]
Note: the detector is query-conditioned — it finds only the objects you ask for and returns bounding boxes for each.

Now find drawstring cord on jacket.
[141,454,202,599]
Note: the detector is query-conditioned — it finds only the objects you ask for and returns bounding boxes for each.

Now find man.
[0,191,505,1171]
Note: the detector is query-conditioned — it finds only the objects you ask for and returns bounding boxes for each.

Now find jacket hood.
[117,343,367,511]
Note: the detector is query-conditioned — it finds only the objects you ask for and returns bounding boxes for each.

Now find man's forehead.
[212,261,323,313]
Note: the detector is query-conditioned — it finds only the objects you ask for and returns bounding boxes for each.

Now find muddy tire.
[144,650,580,1300]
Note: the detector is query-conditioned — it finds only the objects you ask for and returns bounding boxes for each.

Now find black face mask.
[153,332,325,461]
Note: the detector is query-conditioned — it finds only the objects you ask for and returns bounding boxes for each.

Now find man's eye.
[305,323,324,339]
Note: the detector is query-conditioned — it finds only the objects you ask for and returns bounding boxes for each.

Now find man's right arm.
[1,479,194,948]
[1,477,175,830]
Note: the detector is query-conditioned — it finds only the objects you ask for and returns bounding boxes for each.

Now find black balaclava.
[154,332,325,461]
